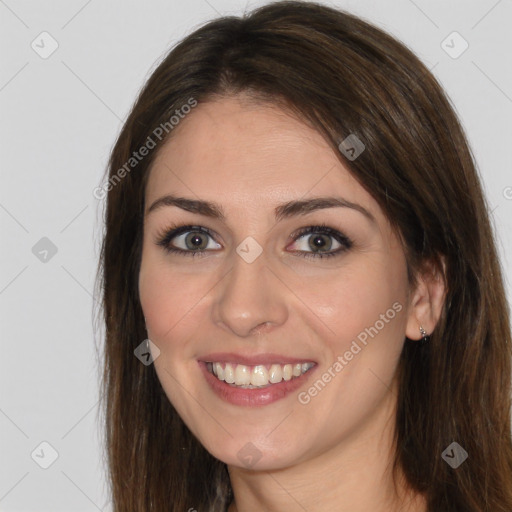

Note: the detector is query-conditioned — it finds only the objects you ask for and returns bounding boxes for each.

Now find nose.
[211,252,288,338]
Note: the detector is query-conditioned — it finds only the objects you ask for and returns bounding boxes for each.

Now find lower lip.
[198,361,317,407]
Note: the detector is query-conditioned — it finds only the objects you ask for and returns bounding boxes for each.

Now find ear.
[405,257,447,340]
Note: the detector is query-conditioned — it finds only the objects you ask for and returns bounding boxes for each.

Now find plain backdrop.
[1,0,511,510]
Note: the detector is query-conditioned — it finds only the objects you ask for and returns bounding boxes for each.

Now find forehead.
[145,96,378,220]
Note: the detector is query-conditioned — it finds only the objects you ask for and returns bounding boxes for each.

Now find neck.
[226,383,426,512]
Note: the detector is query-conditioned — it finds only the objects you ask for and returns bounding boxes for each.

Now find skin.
[138,94,445,512]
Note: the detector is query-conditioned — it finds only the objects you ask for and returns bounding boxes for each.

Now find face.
[138,95,414,470]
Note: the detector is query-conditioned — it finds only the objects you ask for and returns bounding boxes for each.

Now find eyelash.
[155,223,353,260]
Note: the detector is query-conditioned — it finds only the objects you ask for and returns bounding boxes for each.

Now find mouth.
[205,361,315,388]
[198,353,318,406]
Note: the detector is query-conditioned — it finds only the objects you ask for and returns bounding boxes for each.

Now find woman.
[95,1,512,510]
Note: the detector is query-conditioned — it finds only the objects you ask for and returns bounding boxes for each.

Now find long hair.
[95,2,512,510]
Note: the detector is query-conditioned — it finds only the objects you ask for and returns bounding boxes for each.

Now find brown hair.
[95,1,512,510]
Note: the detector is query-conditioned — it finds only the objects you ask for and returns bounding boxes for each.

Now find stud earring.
[419,325,430,343]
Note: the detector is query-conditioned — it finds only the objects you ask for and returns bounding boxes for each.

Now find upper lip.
[199,352,317,366]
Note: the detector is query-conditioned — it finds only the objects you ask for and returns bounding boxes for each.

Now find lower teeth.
[227,382,272,389]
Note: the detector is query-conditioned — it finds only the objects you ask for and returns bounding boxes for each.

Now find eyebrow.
[146,194,376,224]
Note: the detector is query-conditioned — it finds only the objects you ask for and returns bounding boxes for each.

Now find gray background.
[1,0,511,510]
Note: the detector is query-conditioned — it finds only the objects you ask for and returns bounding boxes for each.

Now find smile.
[206,361,315,388]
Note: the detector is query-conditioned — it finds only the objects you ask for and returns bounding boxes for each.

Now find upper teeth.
[207,362,314,388]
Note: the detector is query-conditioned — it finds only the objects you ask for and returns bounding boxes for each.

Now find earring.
[419,325,429,343]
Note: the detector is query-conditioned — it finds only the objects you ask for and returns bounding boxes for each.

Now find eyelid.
[154,222,353,259]
[290,224,352,245]
[155,224,220,252]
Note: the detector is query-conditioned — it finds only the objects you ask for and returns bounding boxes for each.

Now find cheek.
[305,254,407,342]
[293,258,408,431]
[138,252,214,350]
[139,235,409,358]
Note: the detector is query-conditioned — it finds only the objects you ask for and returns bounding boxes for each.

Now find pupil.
[188,233,204,248]
[311,235,328,250]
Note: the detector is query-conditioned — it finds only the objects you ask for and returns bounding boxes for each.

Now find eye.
[288,224,353,259]
[155,224,220,258]
[155,223,353,259]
